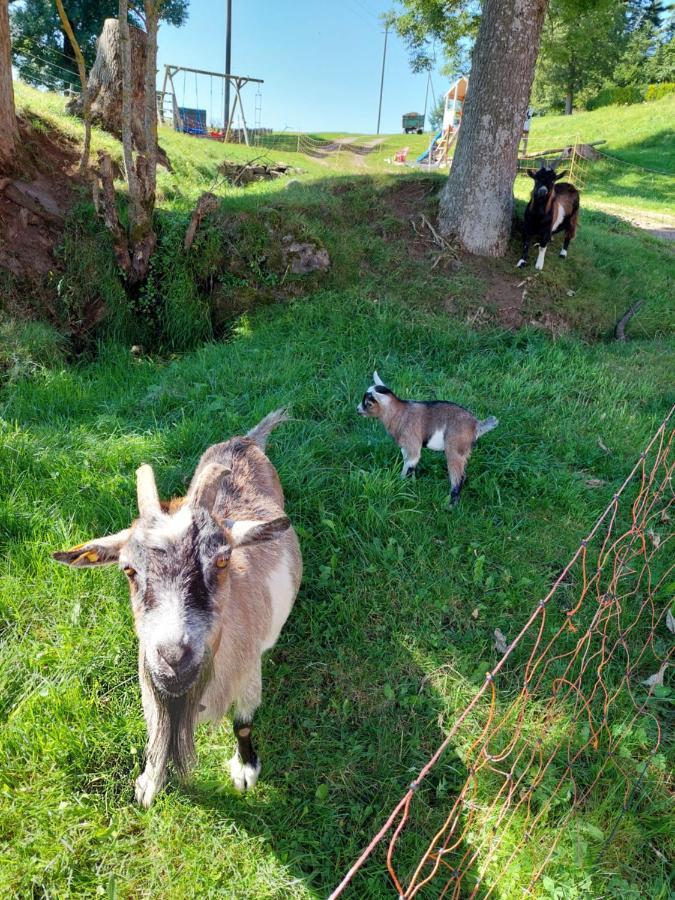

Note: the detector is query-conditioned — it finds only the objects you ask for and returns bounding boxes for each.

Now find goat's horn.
[191,462,231,514]
[136,464,161,518]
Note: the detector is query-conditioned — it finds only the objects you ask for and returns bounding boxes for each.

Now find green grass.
[1,295,672,898]
[527,95,675,173]
[1,81,674,898]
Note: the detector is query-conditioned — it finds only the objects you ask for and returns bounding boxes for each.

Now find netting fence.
[331,408,673,898]
[516,142,674,236]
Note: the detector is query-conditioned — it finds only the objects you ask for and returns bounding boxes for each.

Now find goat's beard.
[144,651,213,775]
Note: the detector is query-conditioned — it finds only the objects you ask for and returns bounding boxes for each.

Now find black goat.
[517,166,580,271]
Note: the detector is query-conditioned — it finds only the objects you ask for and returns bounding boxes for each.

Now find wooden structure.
[433,76,469,166]
[158,65,263,145]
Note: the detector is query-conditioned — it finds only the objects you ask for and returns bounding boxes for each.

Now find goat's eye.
[214,554,229,569]
[123,566,137,578]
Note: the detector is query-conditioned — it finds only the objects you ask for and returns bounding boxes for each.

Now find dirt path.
[586,201,675,242]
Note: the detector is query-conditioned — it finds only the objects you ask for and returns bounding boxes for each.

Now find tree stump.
[68,18,170,169]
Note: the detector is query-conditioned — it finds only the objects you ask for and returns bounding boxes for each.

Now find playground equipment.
[416,76,468,167]
[402,111,424,134]
[158,65,263,145]
[417,129,442,163]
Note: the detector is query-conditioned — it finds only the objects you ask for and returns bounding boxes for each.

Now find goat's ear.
[225,516,291,549]
[554,170,568,180]
[52,529,132,567]
[527,169,537,179]
[373,370,385,386]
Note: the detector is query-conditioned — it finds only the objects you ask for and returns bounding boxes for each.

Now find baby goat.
[517,165,580,271]
[54,409,302,807]
[357,372,498,505]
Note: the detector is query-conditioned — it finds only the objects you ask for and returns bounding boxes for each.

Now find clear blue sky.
[156,1,450,134]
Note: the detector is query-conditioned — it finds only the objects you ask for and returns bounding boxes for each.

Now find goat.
[517,165,580,270]
[357,372,498,505]
[53,409,302,807]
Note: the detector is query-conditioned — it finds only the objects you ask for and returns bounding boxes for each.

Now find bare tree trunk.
[117,0,156,285]
[142,1,159,219]
[55,0,91,173]
[0,0,18,165]
[564,90,573,115]
[439,0,548,257]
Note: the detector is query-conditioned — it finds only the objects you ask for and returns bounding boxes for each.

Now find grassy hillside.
[1,83,673,899]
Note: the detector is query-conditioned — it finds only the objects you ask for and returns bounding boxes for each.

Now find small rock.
[283,241,330,274]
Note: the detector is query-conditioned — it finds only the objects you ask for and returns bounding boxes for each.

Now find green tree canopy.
[532,0,627,113]
[391,0,673,113]
[10,0,189,91]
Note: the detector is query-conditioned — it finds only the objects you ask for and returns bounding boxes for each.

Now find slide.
[417,130,442,163]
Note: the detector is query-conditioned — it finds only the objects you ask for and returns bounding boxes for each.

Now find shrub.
[645,82,675,102]
[586,85,646,110]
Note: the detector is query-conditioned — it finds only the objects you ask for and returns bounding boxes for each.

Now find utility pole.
[224,0,232,128]
[376,21,388,134]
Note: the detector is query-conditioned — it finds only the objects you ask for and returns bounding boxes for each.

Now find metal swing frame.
[158,64,263,145]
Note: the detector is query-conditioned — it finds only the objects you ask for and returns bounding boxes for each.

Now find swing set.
[158,64,263,144]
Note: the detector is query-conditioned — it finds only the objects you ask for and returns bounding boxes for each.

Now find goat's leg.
[445,441,470,506]
[401,444,421,479]
[516,236,531,268]
[535,236,550,271]
[135,671,170,808]
[229,665,262,791]
[560,210,578,258]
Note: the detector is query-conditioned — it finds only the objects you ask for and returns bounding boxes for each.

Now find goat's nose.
[157,643,193,675]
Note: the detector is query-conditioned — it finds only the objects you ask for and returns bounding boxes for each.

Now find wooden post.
[234,78,248,145]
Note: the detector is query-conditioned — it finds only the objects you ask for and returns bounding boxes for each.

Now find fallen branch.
[614,300,645,341]
[184,191,220,251]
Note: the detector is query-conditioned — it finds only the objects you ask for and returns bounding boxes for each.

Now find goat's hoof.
[516,259,526,268]
[229,754,261,792]
[559,249,567,258]
[135,770,163,808]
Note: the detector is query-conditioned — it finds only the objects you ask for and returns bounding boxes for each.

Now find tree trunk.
[564,90,573,115]
[142,2,159,213]
[67,18,170,169]
[0,0,18,165]
[118,0,155,285]
[438,0,548,257]
[67,19,147,150]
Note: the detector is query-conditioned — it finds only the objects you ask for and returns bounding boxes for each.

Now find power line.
[352,0,379,20]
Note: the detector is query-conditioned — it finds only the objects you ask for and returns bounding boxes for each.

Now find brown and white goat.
[53,409,302,807]
[517,165,580,270]
[357,372,498,505]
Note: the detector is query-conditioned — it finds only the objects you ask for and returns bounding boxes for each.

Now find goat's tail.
[247,407,290,451]
[476,416,499,439]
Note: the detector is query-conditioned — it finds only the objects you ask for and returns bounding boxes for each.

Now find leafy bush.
[645,82,675,102]
[586,85,646,110]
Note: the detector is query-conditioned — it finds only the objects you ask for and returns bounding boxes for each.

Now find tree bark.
[55,0,91,173]
[438,0,548,257]
[67,18,170,169]
[564,90,573,115]
[97,0,155,286]
[142,1,159,214]
[0,0,18,165]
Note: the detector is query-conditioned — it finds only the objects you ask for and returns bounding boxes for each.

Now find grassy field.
[1,84,674,898]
